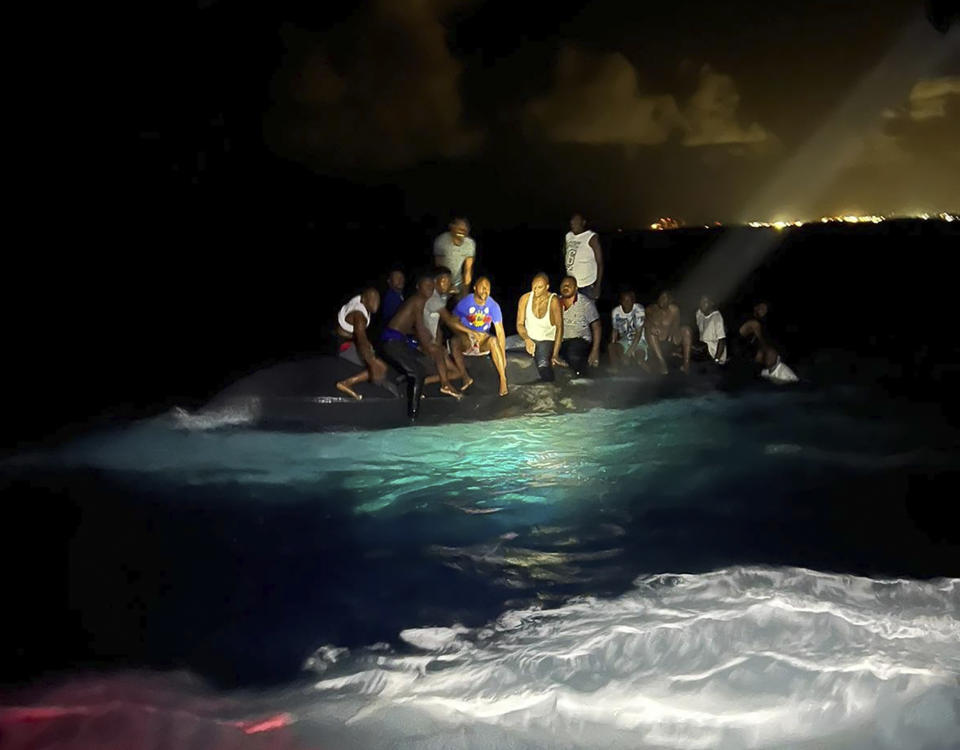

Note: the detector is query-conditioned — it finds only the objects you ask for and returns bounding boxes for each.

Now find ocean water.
[2,385,959,748]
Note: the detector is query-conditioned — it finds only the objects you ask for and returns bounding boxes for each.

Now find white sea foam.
[4,567,957,749]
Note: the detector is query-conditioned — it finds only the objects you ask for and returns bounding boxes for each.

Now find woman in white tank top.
[516,273,564,381]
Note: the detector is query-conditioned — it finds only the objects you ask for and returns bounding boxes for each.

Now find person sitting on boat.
[423,266,453,343]
[423,265,478,389]
[738,300,771,363]
[451,276,509,396]
[558,275,601,376]
[644,290,693,374]
[335,288,389,400]
[563,213,603,299]
[381,272,463,420]
[759,346,799,384]
[516,272,564,381]
[381,267,406,322]
[693,294,727,366]
[609,288,646,369]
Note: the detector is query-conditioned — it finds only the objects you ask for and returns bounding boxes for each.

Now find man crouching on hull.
[335,287,389,400]
[381,272,462,420]
[645,290,693,374]
[451,276,509,396]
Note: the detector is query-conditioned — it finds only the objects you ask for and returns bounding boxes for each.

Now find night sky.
[127,0,958,227]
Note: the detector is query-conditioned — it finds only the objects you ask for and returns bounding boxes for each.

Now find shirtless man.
[335,287,389,400]
[451,276,509,396]
[381,272,462,420]
[644,290,693,374]
[739,301,770,363]
[516,272,564,381]
[423,265,481,388]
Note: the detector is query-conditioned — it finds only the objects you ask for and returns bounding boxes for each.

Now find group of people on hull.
[334,214,797,420]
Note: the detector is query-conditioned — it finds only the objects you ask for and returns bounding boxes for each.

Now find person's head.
[657,290,674,308]
[699,294,715,315]
[360,287,380,315]
[762,345,779,369]
[559,275,578,299]
[414,271,435,299]
[753,301,768,319]
[531,272,550,297]
[472,276,491,303]
[569,213,586,234]
[433,266,452,295]
[387,269,405,292]
[619,289,636,311]
[449,217,470,243]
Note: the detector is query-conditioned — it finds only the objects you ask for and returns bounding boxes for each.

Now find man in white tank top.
[563,213,603,299]
[516,273,565,381]
[335,288,388,400]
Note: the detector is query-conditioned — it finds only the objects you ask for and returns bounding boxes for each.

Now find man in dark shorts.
[644,290,693,374]
[381,272,463,420]
[335,287,389,400]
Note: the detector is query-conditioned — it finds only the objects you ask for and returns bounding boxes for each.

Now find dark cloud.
[266,0,481,169]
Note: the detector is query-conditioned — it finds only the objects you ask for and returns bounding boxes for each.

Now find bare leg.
[336,369,371,400]
[426,345,462,400]
[646,333,669,374]
[680,326,693,374]
[609,342,622,370]
[451,335,474,391]
[425,354,463,386]
[480,336,509,396]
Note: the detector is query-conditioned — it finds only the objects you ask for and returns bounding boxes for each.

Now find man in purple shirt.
[451,277,509,396]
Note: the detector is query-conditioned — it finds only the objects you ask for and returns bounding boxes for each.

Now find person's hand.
[468,332,480,348]
[551,356,566,368]
[588,352,600,367]
[524,338,536,357]
[370,358,388,383]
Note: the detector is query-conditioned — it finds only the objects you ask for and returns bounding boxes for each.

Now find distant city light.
[647,212,956,231]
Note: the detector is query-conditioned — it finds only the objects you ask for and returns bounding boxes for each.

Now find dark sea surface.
[2,371,959,748]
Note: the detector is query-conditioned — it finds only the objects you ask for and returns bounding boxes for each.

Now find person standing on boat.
[516,273,564,381]
[433,217,476,296]
[335,288,389,400]
[558,275,601,376]
[563,213,603,300]
[381,272,463,420]
[451,276,509,396]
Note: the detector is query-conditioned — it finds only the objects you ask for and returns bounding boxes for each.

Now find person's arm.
[413,303,436,352]
[589,234,603,290]
[588,320,602,366]
[549,295,564,365]
[715,338,726,363]
[494,321,507,359]
[439,307,478,341]
[610,312,619,345]
[462,256,474,291]
[516,293,534,355]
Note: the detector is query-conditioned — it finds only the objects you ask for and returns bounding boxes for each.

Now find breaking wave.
[3,567,958,749]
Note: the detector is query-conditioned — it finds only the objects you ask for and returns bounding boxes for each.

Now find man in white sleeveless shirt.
[516,272,564,381]
[335,287,388,400]
[563,213,603,299]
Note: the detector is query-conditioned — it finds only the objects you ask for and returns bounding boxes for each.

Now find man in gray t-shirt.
[433,217,476,294]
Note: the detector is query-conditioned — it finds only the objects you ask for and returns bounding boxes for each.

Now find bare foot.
[460,377,475,392]
[498,384,509,396]
[440,385,464,400]
[336,382,362,400]
[680,363,690,374]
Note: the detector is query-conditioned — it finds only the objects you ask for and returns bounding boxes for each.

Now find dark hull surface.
[178,353,762,431]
